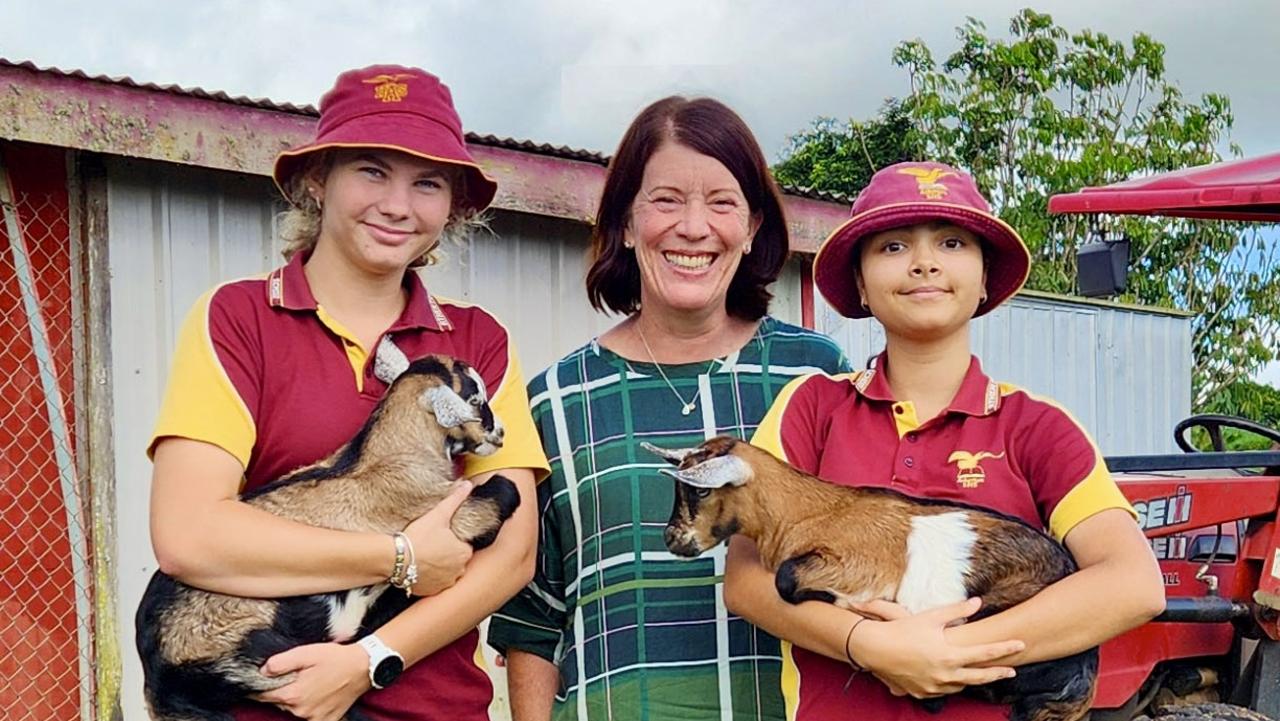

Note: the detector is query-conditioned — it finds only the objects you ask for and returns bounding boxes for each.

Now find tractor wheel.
[1143,703,1277,721]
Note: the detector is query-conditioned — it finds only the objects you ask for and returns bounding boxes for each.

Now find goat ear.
[374,337,411,385]
[640,442,697,466]
[661,454,752,489]
[421,384,477,427]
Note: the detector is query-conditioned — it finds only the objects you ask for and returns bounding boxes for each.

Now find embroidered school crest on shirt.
[947,450,1006,489]
[363,73,413,103]
[897,167,957,200]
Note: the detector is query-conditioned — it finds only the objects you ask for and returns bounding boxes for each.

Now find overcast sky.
[2,0,1277,162]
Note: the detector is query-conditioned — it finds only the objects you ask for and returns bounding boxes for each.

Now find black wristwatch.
[357,634,405,689]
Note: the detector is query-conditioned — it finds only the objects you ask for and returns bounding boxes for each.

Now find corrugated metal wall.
[817,292,1193,456]
[103,158,805,720]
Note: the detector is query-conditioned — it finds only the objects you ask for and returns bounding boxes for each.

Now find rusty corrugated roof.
[0,57,846,202]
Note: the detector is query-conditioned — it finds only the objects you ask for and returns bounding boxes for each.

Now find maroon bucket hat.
[813,161,1031,319]
[273,65,498,212]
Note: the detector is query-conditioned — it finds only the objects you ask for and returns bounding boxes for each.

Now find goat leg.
[775,551,841,605]
[450,474,521,550]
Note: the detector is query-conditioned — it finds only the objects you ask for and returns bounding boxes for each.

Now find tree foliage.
[773,99,919,197]
[1193,380,1280,451]
[777,9,1280,406]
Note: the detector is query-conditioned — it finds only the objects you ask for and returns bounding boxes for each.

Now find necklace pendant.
[682,402,695,416]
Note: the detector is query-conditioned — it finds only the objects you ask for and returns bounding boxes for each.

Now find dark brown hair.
[585,96,789,320]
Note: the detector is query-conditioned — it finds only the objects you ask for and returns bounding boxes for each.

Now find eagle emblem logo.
[897,167,957,199]
[363,73,414,103]
[947,450,1006,489]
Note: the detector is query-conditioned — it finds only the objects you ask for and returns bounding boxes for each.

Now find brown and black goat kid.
[645,436,1097,721]
[136,346,521,721]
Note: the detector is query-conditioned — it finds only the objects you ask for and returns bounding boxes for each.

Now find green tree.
[774,99,919,197]
[777,9,1280,406]
[1193,380,1280,451]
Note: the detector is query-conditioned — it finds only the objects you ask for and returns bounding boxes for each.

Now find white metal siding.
[818,292,1193,455]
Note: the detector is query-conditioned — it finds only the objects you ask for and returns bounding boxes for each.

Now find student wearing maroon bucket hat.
[147,65,548,721]
[724,162,1164,720]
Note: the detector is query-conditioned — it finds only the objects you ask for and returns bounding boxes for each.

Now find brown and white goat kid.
[136,339,521,721]
[645,436,1097,721]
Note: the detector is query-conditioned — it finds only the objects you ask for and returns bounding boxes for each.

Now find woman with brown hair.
[487,96,850,720]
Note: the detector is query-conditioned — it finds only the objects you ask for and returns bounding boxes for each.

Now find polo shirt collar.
[266,251,453,332]
[853,352,1002,416]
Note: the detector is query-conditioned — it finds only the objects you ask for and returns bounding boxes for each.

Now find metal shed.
[0,58,1194,721]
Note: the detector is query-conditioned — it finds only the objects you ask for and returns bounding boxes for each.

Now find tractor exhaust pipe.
[1155,596,1251,623]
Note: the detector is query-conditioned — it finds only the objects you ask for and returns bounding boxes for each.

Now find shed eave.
[0,61,849,250]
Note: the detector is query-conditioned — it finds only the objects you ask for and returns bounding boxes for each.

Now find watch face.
[372,655,404,688]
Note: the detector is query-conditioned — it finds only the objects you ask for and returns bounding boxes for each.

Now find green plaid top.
[488,317,850,721]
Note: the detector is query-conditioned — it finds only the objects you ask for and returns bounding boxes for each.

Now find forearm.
[378,469,537,664]
[949,551,1163,664]
[724,536,857,662]
[150,437,395,596]
[506,649,559,721]
[153,498,394,597]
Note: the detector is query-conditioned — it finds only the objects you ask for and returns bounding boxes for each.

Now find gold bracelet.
[388,533,409,590]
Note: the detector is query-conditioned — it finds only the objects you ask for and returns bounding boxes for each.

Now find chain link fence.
[0,146,93,721]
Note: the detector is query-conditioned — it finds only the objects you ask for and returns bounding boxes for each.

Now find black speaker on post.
[1076,232,1130,298]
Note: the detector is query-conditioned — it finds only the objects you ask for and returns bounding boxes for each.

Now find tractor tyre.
[1145,703,1277,721]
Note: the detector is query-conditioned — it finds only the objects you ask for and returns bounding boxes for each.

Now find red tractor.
[1048,153,1280,721]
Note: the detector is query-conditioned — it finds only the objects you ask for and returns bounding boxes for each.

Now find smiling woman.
[144,64,549,721]
[487,96,851,721]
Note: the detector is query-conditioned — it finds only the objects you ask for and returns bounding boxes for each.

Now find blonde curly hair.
[278,150,487,268]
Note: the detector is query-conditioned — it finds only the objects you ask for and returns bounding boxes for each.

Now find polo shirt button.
[906,432,918,443]
[894,405,904,415]
[903,456,915,468]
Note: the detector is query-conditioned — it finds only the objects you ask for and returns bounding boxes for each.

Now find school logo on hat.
[897,166,957,199]
[363,73,413,103]
[272,64,498,212]
[812,160,1032,319]
[947,450,1006,489]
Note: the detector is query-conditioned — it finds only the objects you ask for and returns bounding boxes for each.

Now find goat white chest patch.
[896,512,977,615]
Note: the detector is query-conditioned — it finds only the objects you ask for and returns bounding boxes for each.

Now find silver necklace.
[635,322,713,416]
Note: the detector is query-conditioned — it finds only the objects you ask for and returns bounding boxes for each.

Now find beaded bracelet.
[388,532,418,595]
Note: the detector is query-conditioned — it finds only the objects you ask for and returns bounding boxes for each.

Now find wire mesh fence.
[1,145,93,721]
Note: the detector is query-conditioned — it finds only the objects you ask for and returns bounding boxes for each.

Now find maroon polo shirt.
[750,353,1133,721]
[150,251,548,721]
